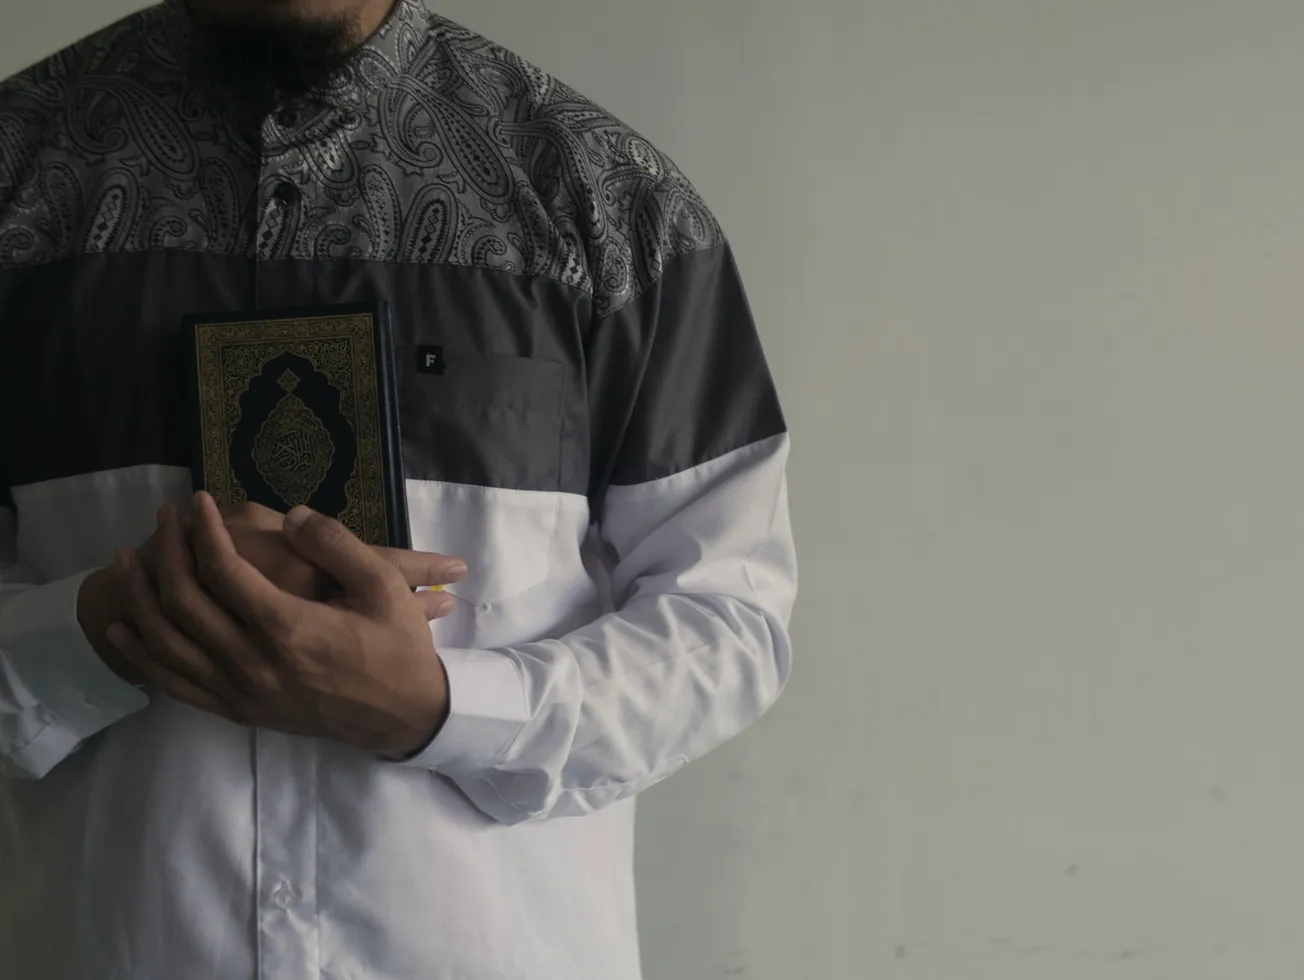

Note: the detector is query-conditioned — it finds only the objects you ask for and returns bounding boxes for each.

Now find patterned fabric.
[0,0,722,315]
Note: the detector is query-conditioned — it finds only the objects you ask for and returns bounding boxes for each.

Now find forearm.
[0,569,150,779]
[393,437,797,824]
[418,590,791,824]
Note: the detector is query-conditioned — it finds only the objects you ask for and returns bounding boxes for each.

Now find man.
[0,0,797,977]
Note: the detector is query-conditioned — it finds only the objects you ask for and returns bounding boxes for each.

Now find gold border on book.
[192,312,390,545]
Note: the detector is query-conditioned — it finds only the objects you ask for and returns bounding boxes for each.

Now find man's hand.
[148,500,466,614]
[106,493,452,757]
[77,509,191,686]
[78,566,146,685]
[79,500,465,688]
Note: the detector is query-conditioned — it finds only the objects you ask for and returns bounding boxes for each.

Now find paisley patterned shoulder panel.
[0,0,723,316]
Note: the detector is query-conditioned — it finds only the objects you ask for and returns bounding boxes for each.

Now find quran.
[183,303,410,549]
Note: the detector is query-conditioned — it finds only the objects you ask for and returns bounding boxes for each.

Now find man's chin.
[188,0,361,99]
[190,0,329,29]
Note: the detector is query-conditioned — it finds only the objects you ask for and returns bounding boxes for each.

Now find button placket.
[251,102,321,967]
[253,106,310,268]
[254,731,321,980]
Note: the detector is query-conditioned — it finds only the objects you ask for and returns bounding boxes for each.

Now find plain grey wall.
[10,2,1304,979]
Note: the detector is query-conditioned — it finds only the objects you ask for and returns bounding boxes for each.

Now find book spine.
[373,302,412,550]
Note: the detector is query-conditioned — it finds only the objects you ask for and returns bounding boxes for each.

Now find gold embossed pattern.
[252,371,336,508]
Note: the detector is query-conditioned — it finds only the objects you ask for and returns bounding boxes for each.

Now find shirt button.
[271,882,297,909]
[85,693,109,710]
[272,181,300,206]
[276,107,301,128]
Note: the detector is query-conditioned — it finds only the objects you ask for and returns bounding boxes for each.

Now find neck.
[344,0,398,47]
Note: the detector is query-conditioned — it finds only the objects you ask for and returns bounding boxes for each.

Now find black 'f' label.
[416,346,445,375]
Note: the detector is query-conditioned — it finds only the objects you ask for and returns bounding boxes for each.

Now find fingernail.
[283,506,313,533]
[448,560,468,579]
[436,593,456,615]
[112,548,132,573]
[105,623,130,649]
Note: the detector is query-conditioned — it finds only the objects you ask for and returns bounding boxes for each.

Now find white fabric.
[0,435,796,980]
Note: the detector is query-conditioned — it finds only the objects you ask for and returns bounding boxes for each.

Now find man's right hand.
[78,501,468,687]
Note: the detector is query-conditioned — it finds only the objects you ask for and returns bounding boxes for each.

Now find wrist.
[382,656,450,761]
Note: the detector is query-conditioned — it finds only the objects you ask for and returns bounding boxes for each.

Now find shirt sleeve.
[395,181,797,823]
[0,506,150,780]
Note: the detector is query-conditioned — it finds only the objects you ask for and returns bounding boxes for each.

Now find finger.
[113,548,250,711]
[373,547,468,589]
[117,544,244,700]
[414,589,458,621]
[281,505,399,608]
[106,622,241,722]
[134,504,168,579]
[155,504,272,680]
[188,492,311,636]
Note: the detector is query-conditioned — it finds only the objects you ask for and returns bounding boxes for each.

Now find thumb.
[281,506,396,605]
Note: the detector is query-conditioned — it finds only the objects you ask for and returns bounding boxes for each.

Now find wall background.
[8,2,1304,978]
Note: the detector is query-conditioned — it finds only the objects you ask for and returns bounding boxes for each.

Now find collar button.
[272,181,300,205]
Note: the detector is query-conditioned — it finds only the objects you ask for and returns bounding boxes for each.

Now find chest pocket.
[400,353,568,609]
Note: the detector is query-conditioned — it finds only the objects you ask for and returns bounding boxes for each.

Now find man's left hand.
[107,492,450,759]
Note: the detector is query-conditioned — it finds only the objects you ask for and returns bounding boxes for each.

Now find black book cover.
[182,302,410,549]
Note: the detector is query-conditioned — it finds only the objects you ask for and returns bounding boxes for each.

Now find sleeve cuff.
[392,648,528,774]
[0,570,150,763]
